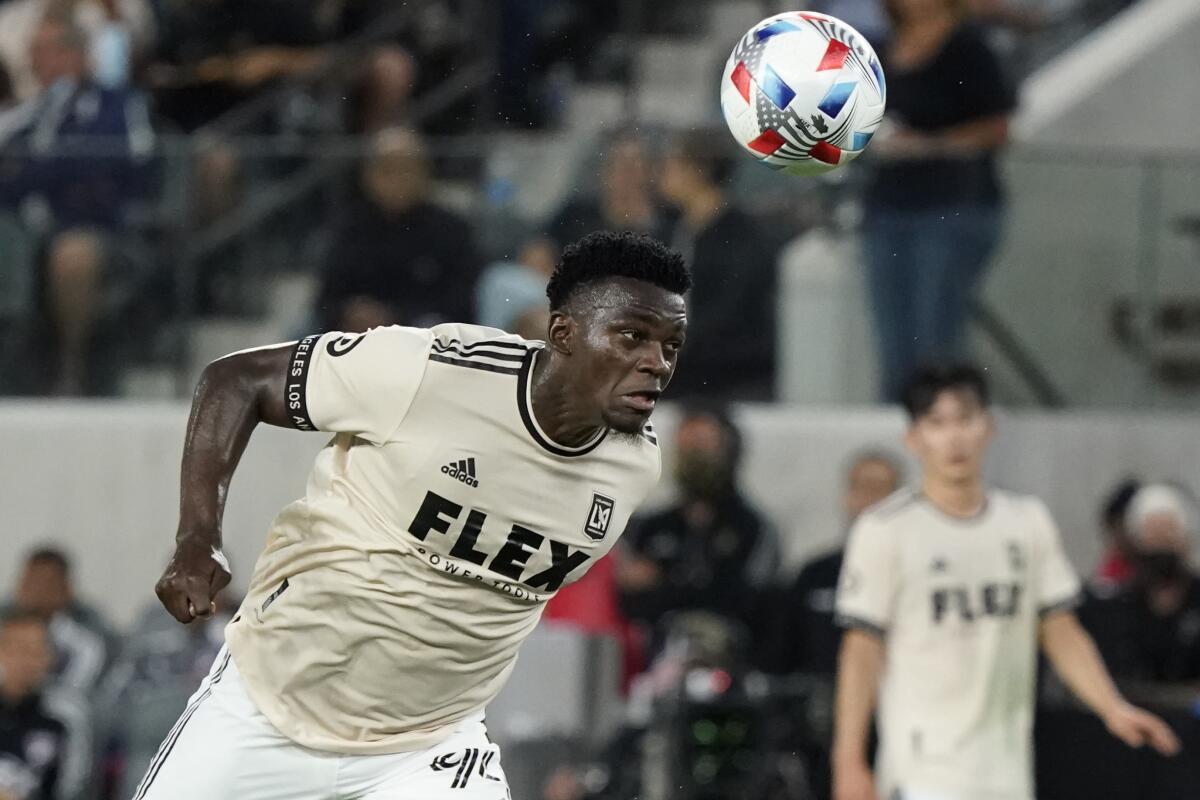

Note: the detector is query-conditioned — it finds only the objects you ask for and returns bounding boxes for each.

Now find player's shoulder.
[425,323,542,377]
[859,486,921,524]
[986,488,1053,521]
[429,322,536,348]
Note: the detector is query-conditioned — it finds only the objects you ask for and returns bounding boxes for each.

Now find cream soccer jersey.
[224,323,661,755]
[835,489,1081,800]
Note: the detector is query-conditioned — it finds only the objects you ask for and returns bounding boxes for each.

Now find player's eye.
[663,340,682,356]
[619,329,642,342]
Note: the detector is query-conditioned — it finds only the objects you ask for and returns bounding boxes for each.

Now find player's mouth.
[622,390,660,413]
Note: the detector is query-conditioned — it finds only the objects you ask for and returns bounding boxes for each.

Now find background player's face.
[1135,512,1190,559]
[559,278,687,435]
[844,457,900,521]
[905,389,993,486]
[16,560,71,618]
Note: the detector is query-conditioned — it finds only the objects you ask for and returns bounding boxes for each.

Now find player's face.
[570,279,688,434]
[905,389,992,485]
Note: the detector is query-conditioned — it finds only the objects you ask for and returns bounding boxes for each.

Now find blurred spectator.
[1082,483,1200,684]
[618,406,778,662]
[658,129,778,400]
[313,128,479,332]
[1094,478,1142,590]
[147,0,336,131]
[148,0,422,134]
[0,611,91,800]
[346,45,417,134]
[760,450,901,800]
[766,449,903,677]
[549,130,666,248]
[0,12,155,394]
[7,548,113,696]
[0,0,153,102]
[95,598,234,800]
[475,234,556,339]
[861,0,1016,402]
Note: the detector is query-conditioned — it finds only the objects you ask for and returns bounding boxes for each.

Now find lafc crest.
[584,493,615,541]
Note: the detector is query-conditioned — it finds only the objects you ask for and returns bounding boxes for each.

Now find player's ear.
[546,310,575,355]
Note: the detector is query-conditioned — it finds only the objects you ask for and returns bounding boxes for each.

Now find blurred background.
[0,0,1197,798]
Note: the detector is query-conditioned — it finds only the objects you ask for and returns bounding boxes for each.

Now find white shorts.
[131,647,510,800]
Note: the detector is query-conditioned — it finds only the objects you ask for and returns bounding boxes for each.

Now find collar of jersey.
[517,349,608,457]
[917,491,993,526]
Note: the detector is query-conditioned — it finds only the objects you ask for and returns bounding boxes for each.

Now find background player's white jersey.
[835,488,1081,800]
[224,324,661,755]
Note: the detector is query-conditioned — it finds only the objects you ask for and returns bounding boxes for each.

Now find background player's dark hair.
[1101,478,1141,527]
[670,127,737,186]
[901,363,990,421]
[26,546,70,575]
[546,231,691,311]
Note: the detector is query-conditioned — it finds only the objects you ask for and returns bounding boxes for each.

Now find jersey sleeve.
[285,326,432,443]
[835,513,898,637]
[1029,498,1082,617]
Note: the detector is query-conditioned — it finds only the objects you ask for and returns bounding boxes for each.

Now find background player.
[832,364,1180,800]
[138,232,690,799]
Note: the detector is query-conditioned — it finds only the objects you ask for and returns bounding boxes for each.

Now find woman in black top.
[862,0,1016,401]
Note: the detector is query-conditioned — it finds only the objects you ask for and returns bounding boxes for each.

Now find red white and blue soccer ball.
[720,12,887,176]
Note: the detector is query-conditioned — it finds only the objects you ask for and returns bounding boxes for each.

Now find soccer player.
[831,364,1180,800]
[137,231,690,799]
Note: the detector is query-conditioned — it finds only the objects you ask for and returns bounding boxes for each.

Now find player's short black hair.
[669,128,737,186]
[901,363,990,421]
[546,231,692,311]
[25,547,70,574]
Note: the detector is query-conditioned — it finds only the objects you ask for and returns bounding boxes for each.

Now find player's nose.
[637,344,670,378]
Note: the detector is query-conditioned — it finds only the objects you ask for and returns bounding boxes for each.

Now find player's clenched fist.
[155,537,231,623]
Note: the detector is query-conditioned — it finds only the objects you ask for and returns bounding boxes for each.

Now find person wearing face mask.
[1080,484,1200,686]
[616,406,778,662]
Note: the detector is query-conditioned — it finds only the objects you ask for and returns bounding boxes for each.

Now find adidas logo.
[441,457,479,488]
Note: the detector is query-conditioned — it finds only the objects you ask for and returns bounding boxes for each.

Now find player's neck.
[528,353,605,447]
[922,477,986,519]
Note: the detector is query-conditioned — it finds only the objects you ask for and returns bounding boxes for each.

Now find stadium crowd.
[0,0,1148,399]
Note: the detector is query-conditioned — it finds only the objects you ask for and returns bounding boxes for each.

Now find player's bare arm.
[155,344,295,624]
[1039,610,1181,756]
[831,628,884,800]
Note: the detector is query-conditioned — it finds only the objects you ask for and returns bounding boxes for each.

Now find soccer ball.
[719,11,886,176]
